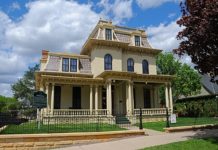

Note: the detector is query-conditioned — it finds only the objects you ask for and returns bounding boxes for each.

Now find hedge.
[174,96,218,117]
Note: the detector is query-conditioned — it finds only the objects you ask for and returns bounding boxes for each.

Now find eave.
[80,38,162,55]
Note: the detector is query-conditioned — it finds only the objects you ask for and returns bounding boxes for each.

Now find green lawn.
[0,121,125,134]
[142,117,218,132]
[142,138,218,150]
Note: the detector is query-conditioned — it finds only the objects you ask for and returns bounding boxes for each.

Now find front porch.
[36,71,174,119]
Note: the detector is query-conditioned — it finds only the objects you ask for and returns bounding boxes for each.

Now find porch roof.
[97,71,175,83]
[35,71,103,90]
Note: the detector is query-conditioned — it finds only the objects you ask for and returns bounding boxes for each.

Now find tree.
[11,64,39,106]
[174,0,218,83]
[157,53,201,102]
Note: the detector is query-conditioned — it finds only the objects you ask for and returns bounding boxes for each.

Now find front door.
[72,87,81,109]
[54,86,61,109]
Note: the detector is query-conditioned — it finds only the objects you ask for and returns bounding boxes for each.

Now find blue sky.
[0,0,185,97]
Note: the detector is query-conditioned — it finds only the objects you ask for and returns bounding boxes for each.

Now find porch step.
[115,116,131,124]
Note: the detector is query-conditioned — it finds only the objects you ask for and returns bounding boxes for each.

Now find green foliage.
[156,53,201,103]
[174,98,218,117]
[11,64,39,105]
[0,95,19,112]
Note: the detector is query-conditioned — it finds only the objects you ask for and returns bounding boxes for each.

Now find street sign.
[170,114,177,123]
[33,91,47,108]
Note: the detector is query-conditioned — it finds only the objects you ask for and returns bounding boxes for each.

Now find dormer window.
[62,58,69,72]
[105,28,112,40]
[135,36,141,46]
[70,58,77,72]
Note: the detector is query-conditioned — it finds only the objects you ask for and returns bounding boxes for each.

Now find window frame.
[142,59,149,74]
[127,58,134,72]
[70,58,77,72]
[62,58,69,72]
[135,35,141,46]
[105,28,112,40]
[104,54,112,70]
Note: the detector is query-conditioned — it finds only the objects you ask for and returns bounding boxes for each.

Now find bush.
[175,97,218,117]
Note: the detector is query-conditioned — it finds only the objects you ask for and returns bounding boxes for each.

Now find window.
[127,58,134,72]
[62,58,69,72]
[104,54,112,70]
[70,58,77,72]
[135,36,140,46]
[105,28,112,40]
[142,60,149,74]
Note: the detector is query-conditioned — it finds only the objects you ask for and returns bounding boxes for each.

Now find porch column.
[169,83,173,113]
[95,85,98,111]
[90,85,93,113]
[165,83,169,108]
[51,83,55,115]
[106,80,112,115]
[45,83,49,109]
[127,80,133,115]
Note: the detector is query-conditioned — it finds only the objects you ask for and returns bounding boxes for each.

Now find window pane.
[142,60,149,74]
[70,58,77,72]
[104,54,112,70]
[62,58,69,72]
[105,29,112,40]
[135,36,140,46]
[127,58,134,72]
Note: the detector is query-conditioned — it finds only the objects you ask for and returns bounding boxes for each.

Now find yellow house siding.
[81,86,90,109]
[91,46,122,77]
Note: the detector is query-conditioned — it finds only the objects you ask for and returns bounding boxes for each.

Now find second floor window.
[70,58,77,72]
[127,58,134,72]
[142,59,149,74]
[104,54,112,70]
[105,28,112,40]
[62,58,69,72]
[135,36,140,46]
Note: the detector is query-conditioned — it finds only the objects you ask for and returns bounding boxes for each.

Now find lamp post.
[216,95,218,117]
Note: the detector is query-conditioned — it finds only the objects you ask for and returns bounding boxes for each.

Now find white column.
[165,83,169,108]
[95,85,98,111]
[169,83,173,113]
[106,80,112,115]
[51,83,55,115]
[127,80,134,115]
[45,83,49,109]
[126,81,129,115]
[90,85,93,113]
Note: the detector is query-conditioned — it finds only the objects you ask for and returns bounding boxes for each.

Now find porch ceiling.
[97,71,175,83]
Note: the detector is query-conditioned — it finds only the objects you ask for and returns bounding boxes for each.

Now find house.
[35,20,174,122]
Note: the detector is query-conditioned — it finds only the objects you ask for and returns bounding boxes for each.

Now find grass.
[0,121,125,134]
[142,138,218,150]
[142,117,218,132]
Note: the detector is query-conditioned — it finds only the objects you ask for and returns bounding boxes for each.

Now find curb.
[164,124,218,133]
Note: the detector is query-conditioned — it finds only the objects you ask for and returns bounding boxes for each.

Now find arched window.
[104,54,112,70]
[142,60,149,74]
[127,58,134,72]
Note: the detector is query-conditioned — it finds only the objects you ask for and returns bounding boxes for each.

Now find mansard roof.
[80,20,161,55]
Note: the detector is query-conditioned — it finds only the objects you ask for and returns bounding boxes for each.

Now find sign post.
[34,91,47,130]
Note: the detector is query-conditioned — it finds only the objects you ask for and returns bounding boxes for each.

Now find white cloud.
[98,0,133,24]
[136,0,179,9]
[0,83,13,97]
[10,2,21,11]
[147,20,182,51]
[0,0,101,97]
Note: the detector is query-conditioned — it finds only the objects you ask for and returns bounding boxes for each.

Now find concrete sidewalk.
[58,129,218,150]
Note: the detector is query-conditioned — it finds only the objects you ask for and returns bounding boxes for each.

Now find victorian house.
[35,20,174,121]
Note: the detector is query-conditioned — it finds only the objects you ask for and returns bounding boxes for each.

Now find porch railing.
[133,108,171,116]
[41,109,109,117]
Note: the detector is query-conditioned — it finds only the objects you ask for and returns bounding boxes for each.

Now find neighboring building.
[35,20,174,121]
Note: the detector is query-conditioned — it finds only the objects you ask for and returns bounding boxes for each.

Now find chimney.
[42,50,49,60]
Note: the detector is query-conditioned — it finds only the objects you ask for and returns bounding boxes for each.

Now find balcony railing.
[133,108,171,116]
[41,108,109,117]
